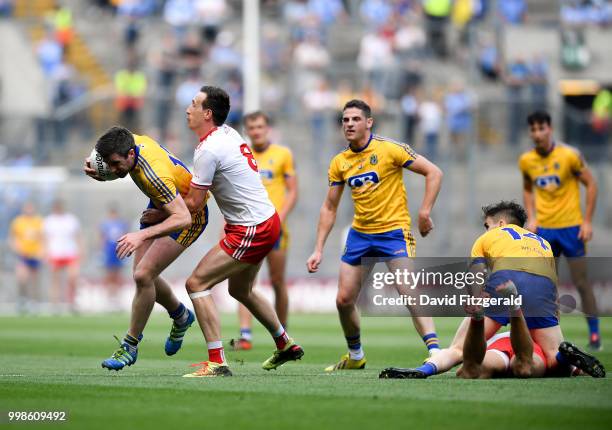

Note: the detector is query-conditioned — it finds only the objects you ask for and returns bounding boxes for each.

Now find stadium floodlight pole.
[243,0,261,112]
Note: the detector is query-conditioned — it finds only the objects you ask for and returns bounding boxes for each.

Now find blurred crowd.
[0,0,610,167]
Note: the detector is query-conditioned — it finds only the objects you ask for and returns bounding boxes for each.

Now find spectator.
[50,4,74,47]
[400,88,419,144]
[422,0,452,58]
[43,200,82,314]
[195,0,227,43]
[592,87,611,136]
[208,30,242,81]
[357,29,394,95]
[36,28,63,77]
[394,16,426,60]
[418,94,443,162]
[478,40,500,81]
[152,33,178,141]
[303,78,338,162]
[0,0,14,17]
[360,0,393,29]
[498,0,526,25]
[444,80,473,149]
[163,0,195,42]
[9,202,44,314]
[99,204,128,308]
[505,57,530,145]
[529,54,549,111]
[114,56,147,132]
[293,33,330,94]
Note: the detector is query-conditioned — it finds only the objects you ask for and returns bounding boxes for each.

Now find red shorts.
[487,333,547,368]
[49,256,79,269]
[219,213,281,264]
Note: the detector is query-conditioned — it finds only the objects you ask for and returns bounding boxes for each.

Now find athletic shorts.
[49,256,78,269]
[140,200,208,248]
[487,331,547,370]
[341,227,416,266]
[536,225,585,258]
[485,269,559,329]
[271,223,289,252]
[220,212,281,264]
[19,255,41,270]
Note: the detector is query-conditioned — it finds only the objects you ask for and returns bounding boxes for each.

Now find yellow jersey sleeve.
[470,234,487,265]
[137,156,178,206]
[568,147,586,176]
[388,141,418,168]
[518,154,529,178]
[282,148,296,178]
[328,155,344,186]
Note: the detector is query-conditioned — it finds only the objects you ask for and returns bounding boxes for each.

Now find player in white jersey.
[43,200,82,313]
[181,86,304,377]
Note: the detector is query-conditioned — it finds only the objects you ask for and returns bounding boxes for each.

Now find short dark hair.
[200,85,230,126]
[95,126,135,158]
[243,110,270,125]
[482,201,528,227]
[527,110,551,126]
[343,99,372,118]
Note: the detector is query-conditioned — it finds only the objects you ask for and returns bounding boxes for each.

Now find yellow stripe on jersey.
[470,224,557,284]
[129,134,190,207]
[328,134,417,234]
[252,143,295,213]
[518,143,585,228]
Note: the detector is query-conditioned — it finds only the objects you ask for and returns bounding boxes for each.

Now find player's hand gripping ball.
[88,148,118,181]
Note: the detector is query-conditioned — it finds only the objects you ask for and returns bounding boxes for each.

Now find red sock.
[207,341,225,364]
[273,329,289,350]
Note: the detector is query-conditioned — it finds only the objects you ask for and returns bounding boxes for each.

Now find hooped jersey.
[328,134,417,234]
[191,125,276,226]
[518,143,585,228]
[129,134,207,221]
[252,143,295,212]
[470,224,557,284]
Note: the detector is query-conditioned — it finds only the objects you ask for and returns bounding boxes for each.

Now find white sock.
[349,348,364,360]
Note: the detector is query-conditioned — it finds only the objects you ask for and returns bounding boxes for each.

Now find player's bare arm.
[577,167,598,242]
[116,196,191,259]
[307,184,344,273]
[183,183,209,214]
[406,155,443,237]
[522,174,537,232]
[279,175,298,224]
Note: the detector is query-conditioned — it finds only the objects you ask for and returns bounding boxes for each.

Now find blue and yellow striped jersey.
[471,224,557,283]
[130,134,204,212]
[328,134,417,234]
[518,143,585,228]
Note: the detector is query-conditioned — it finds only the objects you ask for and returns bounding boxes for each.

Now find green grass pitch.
[1,314,611,429]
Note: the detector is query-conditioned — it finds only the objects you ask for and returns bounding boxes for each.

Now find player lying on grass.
[380,201,605,379]
[84,127,208,371]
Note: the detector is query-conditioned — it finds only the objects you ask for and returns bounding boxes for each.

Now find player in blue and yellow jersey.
[520,111,600,350]
[380,201,604,379]
[9,202,44,314]
[307,99,443,371]
[230,111,298,351]
[84,126,208,371]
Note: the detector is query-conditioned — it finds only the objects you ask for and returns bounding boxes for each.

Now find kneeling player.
[84,126,208,371]
[381,201,605,379]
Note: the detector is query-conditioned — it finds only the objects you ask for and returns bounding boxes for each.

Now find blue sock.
[422,333,440,352]
[416,362,437,376]
[587,317,600,339]
[240,328,252,341]
[169,303,186,319]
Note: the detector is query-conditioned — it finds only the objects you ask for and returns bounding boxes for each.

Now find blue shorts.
[104,243,123,269]
[536,225,585,258]
[341,227,416,266]
[485,270,559,329]
[19,255,41,270]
